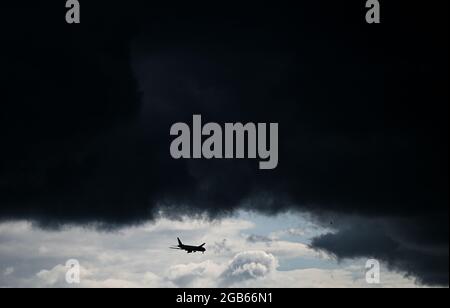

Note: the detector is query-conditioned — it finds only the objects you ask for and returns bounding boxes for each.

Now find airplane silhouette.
[170,237,206,254]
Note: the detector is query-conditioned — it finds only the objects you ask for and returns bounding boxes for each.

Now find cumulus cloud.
[219,251,278,286]
[25,263,169,288]
[167,250,279,287]
[3,267,14,276]
[167,260,223,288]
[35,264,68,287]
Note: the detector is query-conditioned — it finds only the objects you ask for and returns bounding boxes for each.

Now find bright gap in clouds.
[0,211,419,288]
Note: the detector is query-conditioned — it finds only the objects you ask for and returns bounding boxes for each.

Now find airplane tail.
[200,243,206,247]
[177,237,183,246]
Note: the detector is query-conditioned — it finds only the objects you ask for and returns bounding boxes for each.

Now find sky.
[0,2,448,288]
[0,211,422,288]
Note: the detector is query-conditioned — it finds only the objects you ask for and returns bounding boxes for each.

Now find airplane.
[170,237,206,254]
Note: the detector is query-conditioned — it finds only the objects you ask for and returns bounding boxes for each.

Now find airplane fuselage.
[176,238,206,253]
[179,244,206,253]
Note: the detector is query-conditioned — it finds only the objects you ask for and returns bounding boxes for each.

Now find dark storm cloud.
[1,2,448,285]
[1,3,163,226]
[310,216,449,286]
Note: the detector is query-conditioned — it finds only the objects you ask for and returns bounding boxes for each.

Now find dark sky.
[1,2,448,285]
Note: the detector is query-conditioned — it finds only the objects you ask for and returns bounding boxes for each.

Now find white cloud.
[3,267,14,276]
[36,264,67,287]
[219,251,277,286]
[167,260,223,288]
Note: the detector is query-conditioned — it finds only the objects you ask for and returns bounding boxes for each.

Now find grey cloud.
[246,234,274,244]
[310,217,449,286]
[211,239,232,255]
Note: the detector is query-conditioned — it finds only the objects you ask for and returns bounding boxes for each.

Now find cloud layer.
[0,214,420,288]
[1,3,448,286]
